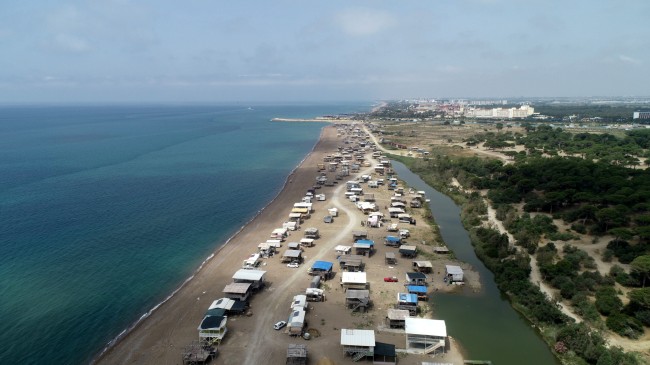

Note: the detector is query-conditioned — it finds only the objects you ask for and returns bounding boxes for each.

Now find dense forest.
[394,125,650,364]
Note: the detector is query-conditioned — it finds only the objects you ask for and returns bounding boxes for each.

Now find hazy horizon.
[1,1,648,103]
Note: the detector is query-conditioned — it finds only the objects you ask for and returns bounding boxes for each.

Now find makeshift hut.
[396,293,418,315]
[286,344,308,365]
[407,285,428,301]
[404,318,447,355]
[282,249,303,263]
[310,260,334,279]
[197,315,228,345]
[373,342,397,365]
[231,269,266,290]
[341,329,375,360]
[399,245,417,258]
[405,272,428,286]
[385,252,396,265]
[384,236,401,247]
[412,261,433,274]
[386,309,410,329]
[346,289,370,312]
[340,272,368,291]
[222,283,253,302]
[445,265,464,283]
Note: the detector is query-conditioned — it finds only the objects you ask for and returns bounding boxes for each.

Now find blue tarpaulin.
[385,236,400,243]
[312,260,333,271]
[398,293,418,303]
[407,285,427,294]
[355,239,375,246]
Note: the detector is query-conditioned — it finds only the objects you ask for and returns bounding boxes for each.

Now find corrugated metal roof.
[405,318,447,337]
[340,329,375,347]
[223,282,252,294]
[445,265,463,274]
[232,269,266,281]
[341,271,367,284]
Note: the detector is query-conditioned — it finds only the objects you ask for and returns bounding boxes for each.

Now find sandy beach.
[95,124,470,365]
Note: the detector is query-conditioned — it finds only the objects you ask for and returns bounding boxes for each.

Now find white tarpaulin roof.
[340,329,375,347]
[334,245,352,252]
[388,207,405,213]
[209,298,235,310]
[232,269,266,281]
[341,272,367,284]
[405,317,447,337]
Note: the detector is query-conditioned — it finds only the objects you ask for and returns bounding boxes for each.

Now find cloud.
[335,8,396,36]
[618,54,641,65]
[53,33,90,53]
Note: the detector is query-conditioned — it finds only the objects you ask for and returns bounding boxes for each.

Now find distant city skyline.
[0,0,648,103]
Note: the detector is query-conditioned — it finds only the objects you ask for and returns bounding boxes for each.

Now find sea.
[0,103,370,365]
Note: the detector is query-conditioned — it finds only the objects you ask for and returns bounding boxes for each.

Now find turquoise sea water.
[0,103,368,364]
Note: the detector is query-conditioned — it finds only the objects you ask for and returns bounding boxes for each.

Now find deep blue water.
[0,103,369,364]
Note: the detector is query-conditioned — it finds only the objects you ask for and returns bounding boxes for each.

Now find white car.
[274,320,287,330]
[287,262,300,268]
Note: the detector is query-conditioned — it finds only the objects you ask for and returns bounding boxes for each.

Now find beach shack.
[293,202,313,213]
[287,242,301,250]
[373,342,397,365]
[352,230,368,241]
[386,309,410,329]
[412,261,433,274]
[388,207,405,218]
[385,252,397,265]
[405,272,428,286]
[407,285,429,301]
[341,329,375,361]
[341,271,368,291]
[399,245,418,258]
[208,297,248,315]
[384,235,401,247]
[396,293,418,315]
[310,260,334,279]
[288,308,306,336]
[304,228,319,239]
[445,265,464,283]
[286,344,308,365]
[334,245,352,255]
[339,255,364,272]
[346,289,370,312]
[232,269,266,290]
[299,238,314,248]
[288,212,304,223]
[354,239,374,256]
[405,318,447,355]
[223,283,253,302]
[197,315,228,345]
[282,249,303,263]
[257,242,275,257]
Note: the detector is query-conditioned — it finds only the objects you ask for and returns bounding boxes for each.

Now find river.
[392,161,560,365]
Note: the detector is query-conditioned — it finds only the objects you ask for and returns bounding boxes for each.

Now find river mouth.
[392,160,560,365]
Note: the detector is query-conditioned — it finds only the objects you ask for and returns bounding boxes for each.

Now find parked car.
[323,215,333,223]
[287,262,300,268]
[274,320,287,330]
[384,276,398,282]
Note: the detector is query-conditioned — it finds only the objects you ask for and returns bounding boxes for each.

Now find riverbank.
[96,124,472,365]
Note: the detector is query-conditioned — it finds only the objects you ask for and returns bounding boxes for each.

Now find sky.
[0,0,649,103]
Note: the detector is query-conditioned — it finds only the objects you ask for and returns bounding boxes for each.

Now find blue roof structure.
[385,236,400,243]
[312,260,333,271]
[407,285,427,294]
[355,239,375,246]
[397,293,418,304]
